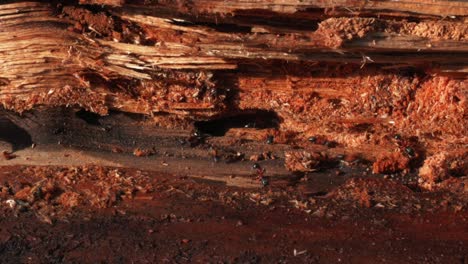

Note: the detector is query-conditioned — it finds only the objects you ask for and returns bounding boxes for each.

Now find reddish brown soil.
[0,165,466,263]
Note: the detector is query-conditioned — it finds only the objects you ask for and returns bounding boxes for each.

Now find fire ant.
[252,163,269,187]
[392,134,417,158]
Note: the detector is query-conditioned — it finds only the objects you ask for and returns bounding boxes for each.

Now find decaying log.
[0,1,467,168]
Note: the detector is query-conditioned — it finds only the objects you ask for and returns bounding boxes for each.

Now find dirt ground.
[0,161,466,263]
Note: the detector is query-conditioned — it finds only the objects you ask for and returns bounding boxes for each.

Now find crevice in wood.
[194,109,280,137]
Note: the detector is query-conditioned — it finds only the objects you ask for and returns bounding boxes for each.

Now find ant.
[252,163,269,187]
[187,129,205,147]
[266,135,274,144]
[392,134,417,158]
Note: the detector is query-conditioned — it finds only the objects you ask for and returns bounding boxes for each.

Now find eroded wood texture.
[0,1,467,158]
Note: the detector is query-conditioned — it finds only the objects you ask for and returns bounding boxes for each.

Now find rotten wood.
[0,1,467,177]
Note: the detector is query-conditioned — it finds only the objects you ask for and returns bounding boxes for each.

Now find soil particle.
[133,148,155,157]
[249,151,276,162]
[419,151,468,190]
[372,152,410,174]
[58,191,81,208]
[284,150,329,172]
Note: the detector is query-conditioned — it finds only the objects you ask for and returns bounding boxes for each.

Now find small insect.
[261,177,269,187]
[252,163,267,186]
[252,163,261,170]
[188,138,203,147]
[308,136,317,143]
[209,88,218,97]
[188,129,205,147]
[252,163,268,186]
[405,147,415,158]
[324,141,336,148]
[393,134,417,158]
[244,122,256,128]
[192,129,202,137]
[266,135,274,144]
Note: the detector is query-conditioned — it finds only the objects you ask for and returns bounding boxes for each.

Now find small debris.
[36,211,53,225]
[58,191,81,208]
[5,199,16,209]
[419,151,467,189]
[133,148,155,157]
[284,150,328,172]
[250,152,277,161]
[290,199,309,210]
[250,154,261,162]
[324,140,337,148]
[111,146,124,153]
[260,197,274,206]
[372,152,409,174]
[294,249,307,256]
[374,203,385,208]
